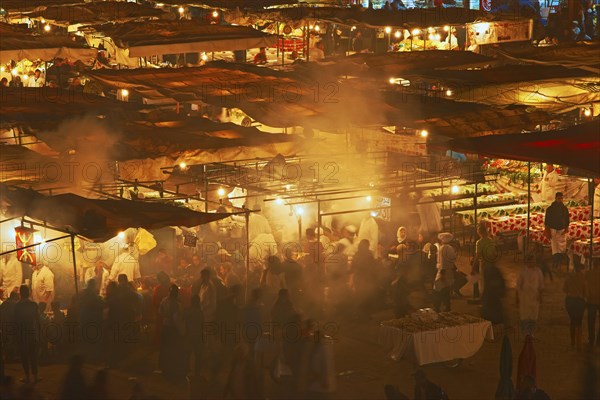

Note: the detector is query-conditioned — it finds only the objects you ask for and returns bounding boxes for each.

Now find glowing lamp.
[445,89,453,97]
[178,7,184,14]
[314,25,320,32]
[11,68,17,76]
[121,89,129,97]
[420,129,428,138]
[201,53,208,61]
[212,10,219,18]
[443,25,450,32]
[44,24,51,32]
[451,185,460,194]
[584,108,592,117]
[366,195,372,202]
[179,162,187,170]
[411,29,421,36]
[118,231,125,239]
[275,197,284,205]
[296,206,304,216]
[217,188,226,197]
[394,30,401,38]
[384,26,391,34]
[0,66,4,72]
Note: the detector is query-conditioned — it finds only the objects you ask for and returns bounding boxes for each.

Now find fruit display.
[382,312,484,333]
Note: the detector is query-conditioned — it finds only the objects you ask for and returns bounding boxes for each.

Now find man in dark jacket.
[544,192,570,271]
[14,285,41,383]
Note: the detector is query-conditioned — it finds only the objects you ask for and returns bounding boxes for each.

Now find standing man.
[544,192,570,272]
[14,285,41,383]
[540,164,560,203]
[516,262,545,336]
[0,254,23,299]
[585,259,600,346]
[27,69,45,88]
[31,263,54,310]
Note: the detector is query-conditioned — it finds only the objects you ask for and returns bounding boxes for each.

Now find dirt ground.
[4,251,599,399]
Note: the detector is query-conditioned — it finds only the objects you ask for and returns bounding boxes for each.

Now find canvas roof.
[446,120,600,176]
[0,183,231,241]
[0,22,96,64]
[87,20,278,56]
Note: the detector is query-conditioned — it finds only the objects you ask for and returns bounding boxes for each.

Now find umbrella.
[495,335,514,400]
[516,334,536,391]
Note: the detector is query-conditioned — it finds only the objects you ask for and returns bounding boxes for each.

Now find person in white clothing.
[109,245,141,283]
[0,254,23,299]
[27,69,45,87]
[416,194,443,240]
[84,260,109,297]
[32,263,54,308]
[357,215,379,258]
[516,263,544,336]
[540,164,561,203]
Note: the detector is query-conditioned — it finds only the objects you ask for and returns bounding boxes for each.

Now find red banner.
[15,226,36,265]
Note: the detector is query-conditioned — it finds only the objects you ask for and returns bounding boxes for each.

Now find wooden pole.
[71,234,79,296]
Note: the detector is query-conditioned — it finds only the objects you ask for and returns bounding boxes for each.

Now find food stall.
[379,310,493,366]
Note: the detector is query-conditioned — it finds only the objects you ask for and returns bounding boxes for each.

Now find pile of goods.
[382,311,484,333]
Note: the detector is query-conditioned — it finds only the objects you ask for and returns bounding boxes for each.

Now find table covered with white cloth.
[379,312,493,366]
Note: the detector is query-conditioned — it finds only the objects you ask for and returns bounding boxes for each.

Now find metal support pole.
[71,234,79,296]
[526,162,531,260]
[589,178,594,268]
[204,165,209,213]
[245,211,250,303]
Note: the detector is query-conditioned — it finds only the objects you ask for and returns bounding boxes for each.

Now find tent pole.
[204,165,209,213]
[245,211,250,303]
[474,181,478,235]
[316,199,322,315]
[71,234,79,296]
[526,162,531,261]
[589,178,594,268]
[0,234,71,257]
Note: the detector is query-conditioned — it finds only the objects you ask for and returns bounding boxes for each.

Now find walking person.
[585,259,600,346]
[564,260,586,350]
[544,192,570,272]
[185,295,204,377]
[14,285,41,383]
[516,263,545,336]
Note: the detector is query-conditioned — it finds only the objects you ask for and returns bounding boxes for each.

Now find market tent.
[0,22,96,64]
[445,120,600,176]
[491,43,600,74]
[0,184,231,241]
[0,88,142,126]
[225,6,487,28]
[410,65,600,113]
[0,0,81,12]
[21,1,166,26]
[87,20,278,57]
[86,62,549,135]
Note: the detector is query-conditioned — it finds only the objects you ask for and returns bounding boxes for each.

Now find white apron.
[550,228,567,255]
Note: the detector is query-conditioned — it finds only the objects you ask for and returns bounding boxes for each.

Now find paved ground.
[4,251,599,399]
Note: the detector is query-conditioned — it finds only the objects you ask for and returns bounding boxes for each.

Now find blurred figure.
[253,47,267,64]
[158,284,186,381]
[0,292,19,361]
[31,263,54,310]
[514,375,551,400]
[390,269,410,318]
[516,262,545,337]
[585,259,600,346]
[563,261,585,349]
[544,192,569,272]
[185,295,204,376]
[223,343,261,399]
[60,355,88,400]
[242,288,264,350]
[351,239,377,319]
[14,285,41,384]
[88,369,109,400]
[413,369,448,400]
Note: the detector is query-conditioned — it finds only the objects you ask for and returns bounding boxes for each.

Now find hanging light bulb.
[121,89,129,97]
[420,129,428,138]
[384,26,391,34]
[178,6,184,14]
[44,24,51,32]
[217,188,226,197]
[451,185,460,194]
[584,108,592,117]
[366,195,372,202]
[295,206,304,216]
[443,25,450,32]
[201,52,208,61]
[394,30,401,38]
[314,25,320,32]
[11,68,17,76]
[411,28,421,36]
[179,161,187,170]
[212,10,219,18]
[118,231,125,239]
[445,89,453,96]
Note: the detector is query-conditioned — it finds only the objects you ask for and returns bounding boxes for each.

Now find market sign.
[15,226,36,265]
[183,233,198,248]
[466,19,533,46]
[374,196,392,221]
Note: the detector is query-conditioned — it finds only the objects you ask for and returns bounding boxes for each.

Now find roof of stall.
[0,183,231,241]
[85,20,278,57]
[156,0,299,9]
[446,120,600,176]
[0,0,81,12]
[491,43,600,74]
[0,22,96,64]
[21,1,166,26]
[225,6,488,28]
[86,62,549,136]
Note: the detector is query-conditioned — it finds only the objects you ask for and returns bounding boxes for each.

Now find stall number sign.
[183,234,198,248]
[15,226,36,265]
[375,196,392,221]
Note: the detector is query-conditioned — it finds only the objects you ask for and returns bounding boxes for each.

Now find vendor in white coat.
[0,254,23,299]
[84,260,109,297]
[357,214,379,258]
[32,263,54,307]
[109,244,141,283]
[416,194,443,241]
[540,164,561,203]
